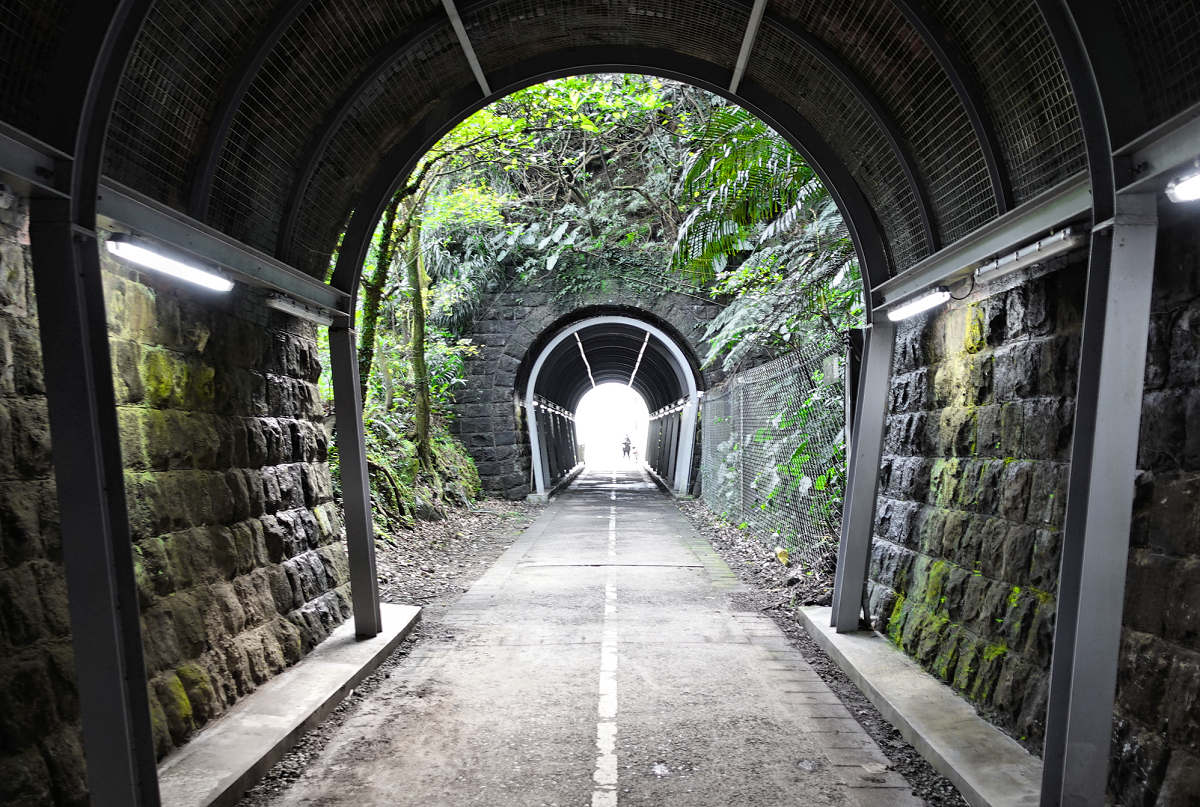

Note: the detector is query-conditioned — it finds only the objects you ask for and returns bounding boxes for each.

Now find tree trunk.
[357,194,402,395]
[407,213,433,472]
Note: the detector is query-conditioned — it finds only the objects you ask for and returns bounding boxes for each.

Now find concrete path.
[272,470,919,806]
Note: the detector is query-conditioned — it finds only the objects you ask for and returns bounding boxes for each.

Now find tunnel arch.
[522,314,702,497]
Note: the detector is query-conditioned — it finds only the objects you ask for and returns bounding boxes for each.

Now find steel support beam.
[328,326,383,637]
[1034,1,1160,802]
[728,0,767,95]
[831,319,895,632]
[873,173,1090,310]
[29,2,161,804]
[1043,194,1157,807]
[442,0,491,95]
[31,196,162,807]
[98,178,348,314]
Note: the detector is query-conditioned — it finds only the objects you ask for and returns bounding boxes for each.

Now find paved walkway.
[274,470,919,806]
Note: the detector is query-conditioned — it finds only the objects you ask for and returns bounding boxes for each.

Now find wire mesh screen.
[700,344,846,572]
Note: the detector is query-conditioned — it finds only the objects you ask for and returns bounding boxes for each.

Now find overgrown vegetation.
[329,73,863,539]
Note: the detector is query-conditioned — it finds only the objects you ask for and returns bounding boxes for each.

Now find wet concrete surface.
[268,470,921,806]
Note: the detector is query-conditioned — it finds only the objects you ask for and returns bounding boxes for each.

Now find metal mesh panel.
[0,1,69,139]
[749,22,923,272]
[769,0,996,248]
[699,344,846,573]
[464,0,749,81]
[924,0,1086,204]
[106,0,279,208]
[1114,0,1200,134]
[209,0,443,257]
[287,25,465,275]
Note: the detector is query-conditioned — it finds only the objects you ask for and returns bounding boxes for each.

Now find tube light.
[886,287,950,322]
[105,235,233,292]
[1166,165,1200,203]
[974,228,1088,284]
[264,294,334,327]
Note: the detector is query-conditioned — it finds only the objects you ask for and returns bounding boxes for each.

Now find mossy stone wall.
[0,199,350,806]
[869,259,1085,755]
[872,213,1200,805]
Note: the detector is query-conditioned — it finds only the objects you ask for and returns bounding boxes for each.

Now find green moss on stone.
[963,304,987,354]
[888,594,907,646]
[983,642,1008,662]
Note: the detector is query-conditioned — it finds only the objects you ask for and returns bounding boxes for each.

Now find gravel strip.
[238,498,540,806]
[677,499,969,807]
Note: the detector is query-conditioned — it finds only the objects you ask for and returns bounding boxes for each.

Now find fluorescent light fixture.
[974,228,1088,284]
[105,235,233,292]
[1166,165,1200,203]
[264,294,334,327]
[886,286,950,322]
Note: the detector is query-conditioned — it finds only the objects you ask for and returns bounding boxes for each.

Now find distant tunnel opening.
[522,314,702,497]
[576,384,649,469]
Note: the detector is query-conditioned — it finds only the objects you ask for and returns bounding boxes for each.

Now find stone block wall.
[869,213,1200,805]
[0,196,350,806]
[868,259,1086,753]
[451,281,721,498]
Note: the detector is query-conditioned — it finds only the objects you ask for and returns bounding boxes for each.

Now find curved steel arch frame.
[524,315,700,496]
[1034,2,1158,805]
[28,1,164,804]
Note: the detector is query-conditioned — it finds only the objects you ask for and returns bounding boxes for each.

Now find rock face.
[869,258,1084,757]
[871,214,1200,805]
[449,281,722,498]
[0,199,349,805]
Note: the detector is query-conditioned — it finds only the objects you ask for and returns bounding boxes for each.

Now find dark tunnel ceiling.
[4,2,1198,290]
[534,323,689,412]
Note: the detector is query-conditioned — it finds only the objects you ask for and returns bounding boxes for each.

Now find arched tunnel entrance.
[521,315,703,498]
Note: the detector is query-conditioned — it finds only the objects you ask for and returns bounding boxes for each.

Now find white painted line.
[592,507,619,805]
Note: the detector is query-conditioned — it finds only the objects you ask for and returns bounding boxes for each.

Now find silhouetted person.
[622,437,631,458]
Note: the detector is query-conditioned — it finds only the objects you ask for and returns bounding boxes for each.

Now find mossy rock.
[151,672,194,746]
[175,662,221,724]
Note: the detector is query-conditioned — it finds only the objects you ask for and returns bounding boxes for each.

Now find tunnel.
[1,1,1199,805]
[521,315,702,498]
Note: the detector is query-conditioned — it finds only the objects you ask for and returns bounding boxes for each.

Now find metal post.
[831,319,895,632]
[832,328,866,624]
[29,197,162,807]
[536,407,552,492]
[328,326,382,638]
[674,397,699,495]
[1041,194,1158,806]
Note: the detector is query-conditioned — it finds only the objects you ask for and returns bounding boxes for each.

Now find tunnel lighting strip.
[627,331,650,388]
[105,234,234,292]
[729,0,768,94]
[973,228,1088,284]
[1166,161,1200,202]
[575,332,597,388]
[885,286,950,322]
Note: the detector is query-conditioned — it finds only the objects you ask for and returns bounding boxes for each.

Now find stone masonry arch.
[450,284,721,499]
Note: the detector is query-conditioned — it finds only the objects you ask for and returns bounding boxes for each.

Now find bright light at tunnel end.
[886,286,950,322]
[105,235,234,292]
